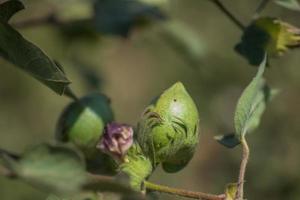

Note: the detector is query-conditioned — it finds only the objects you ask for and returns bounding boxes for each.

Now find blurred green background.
[1,0,300,199]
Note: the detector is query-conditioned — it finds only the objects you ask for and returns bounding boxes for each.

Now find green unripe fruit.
[137,82,200,173]
[56,93,114,158]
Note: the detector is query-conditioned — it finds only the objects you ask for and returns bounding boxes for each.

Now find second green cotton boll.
[137,82,200,173]
[56,93,114,158]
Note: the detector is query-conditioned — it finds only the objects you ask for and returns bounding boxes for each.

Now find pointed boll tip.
[169,81,186,92]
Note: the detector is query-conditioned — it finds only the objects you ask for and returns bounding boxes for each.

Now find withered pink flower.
[97,122,133,161]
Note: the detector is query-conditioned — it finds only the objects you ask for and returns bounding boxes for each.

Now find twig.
[64,87,79,101]
[11,13,62,28]
[253,0,271,19]
[234,136,249,200]
[144,181,225,200]
[87,173,115,183]
[88,173,225,200]
[0,148,19,159]
[211,0,245,30]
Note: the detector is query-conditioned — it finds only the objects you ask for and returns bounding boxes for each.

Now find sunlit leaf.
[0,22,71,95]
[0,0,24,22]
[234,56,277,138]
[276,0,300,11]
[1,144,86,194]
[214,134,240,148]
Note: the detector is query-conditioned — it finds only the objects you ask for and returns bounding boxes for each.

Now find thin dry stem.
[211,0,245,30]
[234,136,250,200]
[253,0,271,19]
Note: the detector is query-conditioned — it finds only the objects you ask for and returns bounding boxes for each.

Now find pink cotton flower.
[97,122,133,162]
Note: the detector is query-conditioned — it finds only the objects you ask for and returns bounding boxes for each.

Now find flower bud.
[97,122,133,162]
[136,82,200,173]
[236,17,300,65]
[118,142,153,191]
[56,93,114,158]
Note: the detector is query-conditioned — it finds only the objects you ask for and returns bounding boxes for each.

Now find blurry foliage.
[0,0,300,200]
[159,21,206,67]
[93,0,166,37]
[275,0,300,11]
[1,144,86,195]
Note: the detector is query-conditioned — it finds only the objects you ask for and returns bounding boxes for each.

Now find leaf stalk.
[235,136,250,200]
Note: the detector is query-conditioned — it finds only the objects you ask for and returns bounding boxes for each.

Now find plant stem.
[11,13,62,28]
[144,181,225,200]
[234,136,249,200]
[87,173,225,200]
[0,148,19,159]
[253,0,271,19]
[64,87,79,101]
[1,164,226,200]
[211,0,245,30]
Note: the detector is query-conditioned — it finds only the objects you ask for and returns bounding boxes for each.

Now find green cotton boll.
[56,93,114,158]
[137,82,200,173]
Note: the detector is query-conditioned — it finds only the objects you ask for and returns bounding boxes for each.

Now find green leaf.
[0,0,24,22]
[276,0,300,11]
[2,144,86,194]
[0,22,71,95]
[234,56,277,138]
[214,134,241,148]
